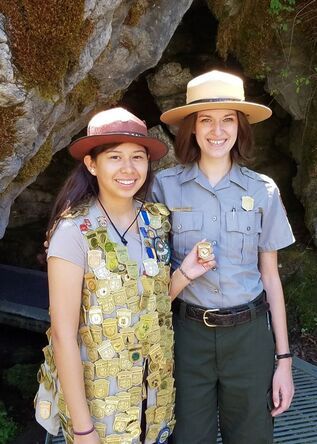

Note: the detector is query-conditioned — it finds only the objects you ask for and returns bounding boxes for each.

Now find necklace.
[97,198,143,245]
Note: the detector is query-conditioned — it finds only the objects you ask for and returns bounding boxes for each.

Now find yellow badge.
[88,249,102,269]
[102,318,118,338]
[109,274,123,292]
[241,195,254,211]
[117,308,132,328]
[97,340,115,360]
[89,306,103,325]
[107,358,120,377]
[116,391,131,412]
[39,400,51,419]
[95,422,107,438]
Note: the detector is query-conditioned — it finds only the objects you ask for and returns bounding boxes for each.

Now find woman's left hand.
[180,240,217,281]
[271,360,294,417]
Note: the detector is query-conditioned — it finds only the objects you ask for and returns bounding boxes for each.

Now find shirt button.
[212,267,217,271]
[247,226,251,231]
[177,224,182,230]
[212,216,217,222]
[213,288,219,293]
[212,240,217,246]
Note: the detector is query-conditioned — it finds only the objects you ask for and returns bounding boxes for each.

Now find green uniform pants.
[172,310,275,444]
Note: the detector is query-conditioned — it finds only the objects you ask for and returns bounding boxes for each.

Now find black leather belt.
[173,292,269,327]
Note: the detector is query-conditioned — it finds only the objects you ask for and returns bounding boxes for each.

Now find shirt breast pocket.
[171,211,203,259]
[225,211,262,265]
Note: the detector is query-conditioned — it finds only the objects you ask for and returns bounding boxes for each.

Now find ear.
[83,155,96,175]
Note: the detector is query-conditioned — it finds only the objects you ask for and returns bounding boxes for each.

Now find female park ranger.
[150,70,295,444]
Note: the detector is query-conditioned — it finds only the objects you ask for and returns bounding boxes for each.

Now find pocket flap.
[172,211,203,233]
[226,211,262,234]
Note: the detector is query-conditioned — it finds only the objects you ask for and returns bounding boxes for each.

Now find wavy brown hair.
[47,144,151,241]
[174,110,254,165]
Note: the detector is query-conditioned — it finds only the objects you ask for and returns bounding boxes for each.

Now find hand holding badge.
[178,239,217,283]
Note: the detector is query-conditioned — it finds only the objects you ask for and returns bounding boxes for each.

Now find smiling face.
[84,143,149,202]
[194,109,238,163]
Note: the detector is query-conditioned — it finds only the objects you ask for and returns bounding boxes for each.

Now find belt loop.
[178,300,187,321]
[247,301,256,321]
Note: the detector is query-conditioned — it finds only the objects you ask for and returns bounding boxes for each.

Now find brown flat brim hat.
[160,70,272,126]
[69,107,168,161]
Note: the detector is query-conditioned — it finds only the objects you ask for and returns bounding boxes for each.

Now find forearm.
[52,334,93,431]
[169,267,191,301]
[264,278,290,356]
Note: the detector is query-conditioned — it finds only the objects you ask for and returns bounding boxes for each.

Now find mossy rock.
[280,245,317,336]
[3,363,39,400]
[0,106,24,162]
[0,0,92,96]
[16,138,52,183]
[68,75,99,113]
[124,0,148,26]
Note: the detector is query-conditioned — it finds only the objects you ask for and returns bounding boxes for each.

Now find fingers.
[200,259,217,271]
[271,388,294,417]
[198,253,215,263]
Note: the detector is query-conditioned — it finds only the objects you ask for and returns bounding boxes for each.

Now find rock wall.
[0,0,193,238]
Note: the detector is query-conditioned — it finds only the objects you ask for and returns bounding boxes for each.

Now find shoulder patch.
[62,198,91,219]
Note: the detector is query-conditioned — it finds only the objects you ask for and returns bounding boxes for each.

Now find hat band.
[91,130,147,137]
[188,97,243,105]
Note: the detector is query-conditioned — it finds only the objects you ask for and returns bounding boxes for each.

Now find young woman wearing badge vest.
[34,107,215,444]
[150,71,295,444]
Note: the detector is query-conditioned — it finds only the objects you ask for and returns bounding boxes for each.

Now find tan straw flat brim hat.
[160,70,272,126]
[69,107,168,161]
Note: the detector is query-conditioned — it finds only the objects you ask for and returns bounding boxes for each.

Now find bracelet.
[275,353,293,360]
[178,267,192,282]
[73,425,95,436]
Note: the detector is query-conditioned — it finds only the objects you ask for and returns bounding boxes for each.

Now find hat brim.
[69,133,168,161]
[160,101,272,125]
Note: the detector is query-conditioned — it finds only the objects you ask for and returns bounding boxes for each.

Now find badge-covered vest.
[35,201,176,444]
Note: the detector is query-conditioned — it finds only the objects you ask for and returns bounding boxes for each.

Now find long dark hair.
[174,110,254,165]
[47,144,151,240]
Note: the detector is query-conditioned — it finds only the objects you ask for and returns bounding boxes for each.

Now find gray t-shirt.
[48,202,143,272]
[150,162,295,308]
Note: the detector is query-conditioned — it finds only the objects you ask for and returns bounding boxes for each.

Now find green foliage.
[209,0,316,101]
[269,0,296,15]
[295,75,311,94]
[0,403,18,444]
[3,363,39,400]
[283,247,317,335]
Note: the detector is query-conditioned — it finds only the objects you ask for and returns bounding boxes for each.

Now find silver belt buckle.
[203,308,220,327]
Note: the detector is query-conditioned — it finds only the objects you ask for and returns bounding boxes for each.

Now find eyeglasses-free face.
[84,143,149,201]
[194,109,238,164]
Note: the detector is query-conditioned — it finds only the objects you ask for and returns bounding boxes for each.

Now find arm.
[48,257,100,443]
[259,251,294,417]
[169,240,216,301]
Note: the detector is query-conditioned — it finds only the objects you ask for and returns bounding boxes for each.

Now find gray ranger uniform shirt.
[150,162,295,308]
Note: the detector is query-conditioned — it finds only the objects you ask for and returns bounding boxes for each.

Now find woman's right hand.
[169,240,217,300]
[74,430,101,444]
[180,239,217,280]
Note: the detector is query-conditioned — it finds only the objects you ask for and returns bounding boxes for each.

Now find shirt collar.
[228,162,248,191]
[179,162,248,191]
[178,163,200,184]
